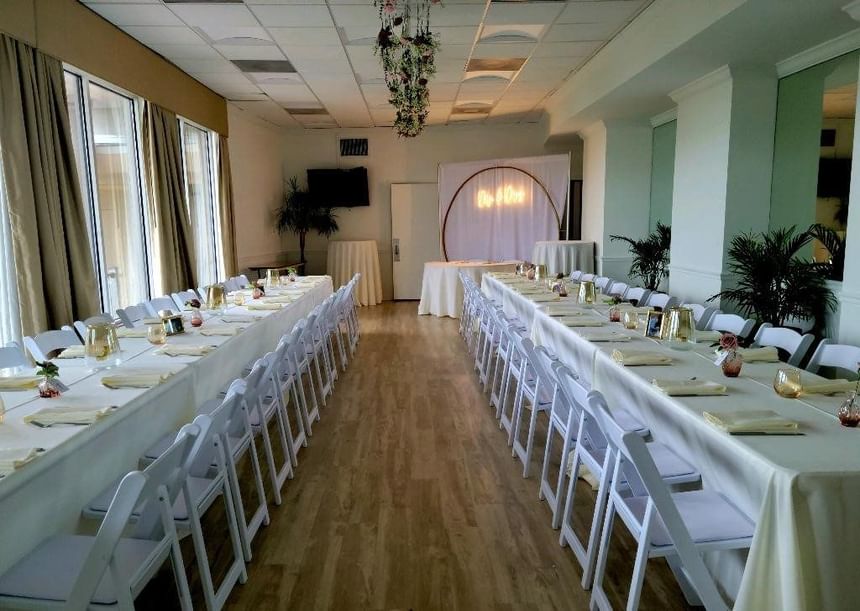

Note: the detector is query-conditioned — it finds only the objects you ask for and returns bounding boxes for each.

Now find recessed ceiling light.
[466,58,526,72]
[286,108,329,115]
[232,59,296,73]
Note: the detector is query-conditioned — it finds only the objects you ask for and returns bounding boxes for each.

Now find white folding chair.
[144,296,180,317]
[682,303,718,331]
[753,324,814,367]
[23,328,82,362]
[237,274,250,288]
[594,276,614,294]
[580,273,596,282]
[509,338,556,477]
[643,293,679,311]
[286,325,321,435]
[299,313,333,406]
[569,271,584,282]
[0,428,197,610]
[806,339,860,378]
[0,342,28,370]
[116,304,149,328]
[707,313,755,339]
[606,281,628,297]
[589,393,754,611]
[67,314,115,341]
[171,290,199,310]
[623,287,652,306]
[270,337,309,464]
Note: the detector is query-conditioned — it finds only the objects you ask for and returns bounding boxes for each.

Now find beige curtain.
[0,34,99,335]
[142,102,197,294]
[217,135,238,278]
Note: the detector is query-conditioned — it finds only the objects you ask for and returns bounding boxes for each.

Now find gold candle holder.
[773,368,802,398]
[534,264,548,282]
[85,322,122,370]
[623,310,639,330]
[578,280,597,306]
[266,268,280,289]
[206,284,227,314]
[662,307,695,350]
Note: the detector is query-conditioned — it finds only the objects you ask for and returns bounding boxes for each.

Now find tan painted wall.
[0,0,227,134]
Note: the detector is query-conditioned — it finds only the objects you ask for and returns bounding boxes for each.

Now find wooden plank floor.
[145,301,694,610]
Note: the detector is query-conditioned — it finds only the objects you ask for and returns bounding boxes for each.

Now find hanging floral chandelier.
[373,0,441,138]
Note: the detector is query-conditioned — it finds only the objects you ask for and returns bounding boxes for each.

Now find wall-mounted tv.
[817,157,852,199]
[307,167,370,207]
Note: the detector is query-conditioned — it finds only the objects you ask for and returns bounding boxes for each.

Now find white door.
[391,183,440,300]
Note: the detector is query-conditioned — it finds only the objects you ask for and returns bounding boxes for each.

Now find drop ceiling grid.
[80,0,653,131]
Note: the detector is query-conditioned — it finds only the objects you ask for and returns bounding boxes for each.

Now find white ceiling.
[80,0,651,130]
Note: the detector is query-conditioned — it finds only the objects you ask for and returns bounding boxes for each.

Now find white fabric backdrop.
[438,154,569,262]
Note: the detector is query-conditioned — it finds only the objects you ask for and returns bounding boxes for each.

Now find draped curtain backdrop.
[438,154,569,262]
[142,102,197,294]
[218,134,238,278]
[0,34,99,335]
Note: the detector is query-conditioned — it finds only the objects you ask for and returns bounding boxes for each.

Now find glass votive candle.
[234,292,245,306]
[623,310,639,330]
[147,324,166,345]
[773,368,802,398]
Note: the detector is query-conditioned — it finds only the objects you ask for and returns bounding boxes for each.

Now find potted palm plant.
[807,223,845,281]
[708,226,835,332]
[275,177,339,264]
[610,222,672,291]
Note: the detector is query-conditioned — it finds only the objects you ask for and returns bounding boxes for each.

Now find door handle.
[393,238,400,262]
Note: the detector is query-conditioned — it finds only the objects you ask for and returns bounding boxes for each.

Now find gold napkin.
[703,409,800,434]
[221,315,258,323]
[581,331,631,342]
[652,379,727,396]
[24,405,115,427]
[155,345,214,357]
[246,303,284,311]
[116,327,148,338]
[801,379,857,395]
[0,448,42,474]
[611,349,673,366]
[543,308,582,317]
[101,371,174,389]
[142,317,162,325]
[0,376,41,390]
[530,295,561,303]
[559,318,604,327]
[199,326,244,337]
[262,295,294,304]
[739,346,780,363]
[694,330,722,343]
[56,345,86,359]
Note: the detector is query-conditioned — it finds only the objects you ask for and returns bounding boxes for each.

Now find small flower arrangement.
[286,266,298,282]
[719,332,739,353]
[253,285,265,299]
[715,332,742,377]
[185,298,201,310]
[35,360,62,398]
[837,362,860,427]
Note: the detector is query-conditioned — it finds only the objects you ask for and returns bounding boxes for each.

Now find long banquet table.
[0,276,333,574]
[482,272,860,611]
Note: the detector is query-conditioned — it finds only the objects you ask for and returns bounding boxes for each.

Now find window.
[64,69,150,314]
[0,146,21,346]
[179,120,220,285]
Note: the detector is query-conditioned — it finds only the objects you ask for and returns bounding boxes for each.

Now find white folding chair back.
[753,323,814,367]
[806,339,860,377]
[171,290,199,310]
[23,328,82,362]
[580,273,596,282]
[644,292,679,311]
[509,338,556,477]
[67,314,114,341]
[0,342,28,369]
[144,296,180,317]
[623,286,652,306]
[116,304,148,328]
[569,270,583,282]
[707,313,755,339]
[606,281,628,297]
[682,303,718,331]
[594,276,614,294]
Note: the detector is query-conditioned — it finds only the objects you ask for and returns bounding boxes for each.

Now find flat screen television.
[307,167,370,207]
[817,157,852,199]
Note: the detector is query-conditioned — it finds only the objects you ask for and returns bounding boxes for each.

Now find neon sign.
[475,185,527,209]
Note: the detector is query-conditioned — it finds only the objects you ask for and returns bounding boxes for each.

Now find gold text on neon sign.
[476,185,526,209]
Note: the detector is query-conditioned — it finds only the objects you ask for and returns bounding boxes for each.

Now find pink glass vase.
[721,351,743,378]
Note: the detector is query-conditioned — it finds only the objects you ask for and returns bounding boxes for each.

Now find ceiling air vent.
[340,139,369,157]
[232,60,296,74]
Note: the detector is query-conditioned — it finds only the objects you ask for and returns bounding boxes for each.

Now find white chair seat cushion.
[144,432,244,463]
[623,490,754,548]
[0,534,159,605]
[647,443,698,480]
[614,408,648,435]
[87,476,216,522]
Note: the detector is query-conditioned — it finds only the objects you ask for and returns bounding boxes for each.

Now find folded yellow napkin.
[199,326,244,337]
[101,371,174,389]
[801,379,857,395]
[246,303,284,311]
[0,376,41,390]
[611,349,673,366]
[739,346,780,363]
[543,308,582,317]
[0,448,42,474]
[142,317,162,325]
[530,295,561,303]
[56,345,86,359]
[581,331,631,342]
[652,379,727,396]
[703,409,800,434]
[694,330,722,343]
[155,345,214,357]
[116,327,149,338]
[24,405,115,427]
[262,295,294,304]
[221,315,258,323]
[559,318,604,327]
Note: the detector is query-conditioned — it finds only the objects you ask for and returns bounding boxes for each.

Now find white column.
[837,55,860,343]
[579,120,653,281]
[668,65,778,304]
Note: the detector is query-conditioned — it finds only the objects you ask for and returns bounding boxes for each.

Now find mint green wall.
[649,120,676,230]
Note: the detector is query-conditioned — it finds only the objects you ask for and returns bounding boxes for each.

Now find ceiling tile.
[86,3,183,26]
[429,82,461,102]
[260,83,320,103]
[280,45,348,61]
[193,72,258,91]
[213,44,286,60]
[531,41,600,58]
[292,58,354,75]
[544,22,621,42]
[171,58,242,74]
[484,3,564,25]
[470,42,536,59]
[233,100,299,128]
[168,4,259,28]
[435,26,480,45]
[330,5,380,27]
[268,27,342,46]
[479,24,547,43]
[195,25,272,45]
[121,26,203,45]
[340,24,379,44]
[433,5,486,26]
[249,72,305,85]
[150,44,223,60]
[251,5,334,27]
[557,1,646,24]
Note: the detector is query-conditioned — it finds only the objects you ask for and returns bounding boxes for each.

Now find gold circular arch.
[441,165,562,261]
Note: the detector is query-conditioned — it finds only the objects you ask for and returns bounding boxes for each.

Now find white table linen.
[418,260,518,318]
[326,240,383,306]
[531,240,595,275]
[483,276,860,611]
[0,277,333,574]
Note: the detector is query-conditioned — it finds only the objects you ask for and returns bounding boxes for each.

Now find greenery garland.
[373,0,440,137]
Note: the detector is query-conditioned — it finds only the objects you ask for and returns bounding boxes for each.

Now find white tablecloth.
[418,261,518,318]
[483,274,860,611]
[326,240,383,306]
[531,240,594,275]
[0,277,333,574]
